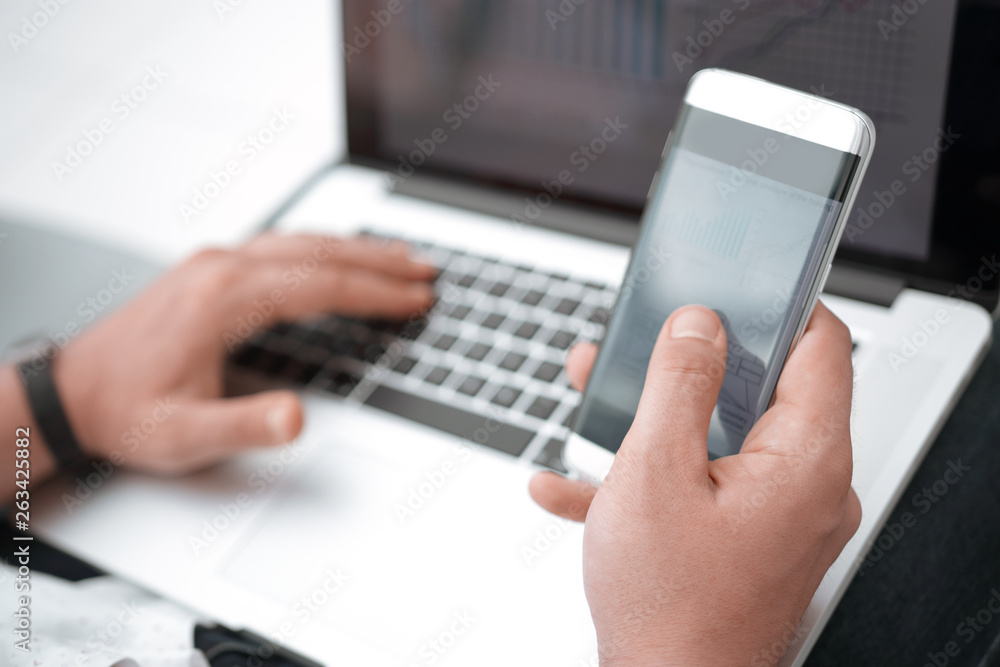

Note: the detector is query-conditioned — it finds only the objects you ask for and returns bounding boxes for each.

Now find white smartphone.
[565,69,875,484]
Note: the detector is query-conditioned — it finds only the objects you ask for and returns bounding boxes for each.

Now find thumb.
[617,305,728,483]
[162,391,303,469]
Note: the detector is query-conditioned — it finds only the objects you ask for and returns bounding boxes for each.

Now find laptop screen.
[344,1,1000,310]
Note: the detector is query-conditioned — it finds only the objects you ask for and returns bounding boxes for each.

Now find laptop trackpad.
[219,420,593,664]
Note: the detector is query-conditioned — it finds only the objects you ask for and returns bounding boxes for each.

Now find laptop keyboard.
[229,231,616,471]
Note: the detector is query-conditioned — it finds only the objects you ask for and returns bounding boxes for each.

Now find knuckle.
[201,255,246,297]
[188,247,231,267]
[240,232,278,253]
[827,313,854,354]
[845,491,863,534]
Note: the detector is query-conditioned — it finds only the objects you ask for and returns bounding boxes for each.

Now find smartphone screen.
[575,106,860,458]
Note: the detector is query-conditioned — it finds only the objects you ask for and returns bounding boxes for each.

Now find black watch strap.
[17,354,87,469]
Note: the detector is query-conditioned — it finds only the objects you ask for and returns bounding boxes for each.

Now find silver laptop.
[24,2,999,665]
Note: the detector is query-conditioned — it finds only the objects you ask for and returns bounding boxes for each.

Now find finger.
[240,233,438,282]
[745,301,854,470]
[566,343,598,391]
[234,262,436,322]
[616,305,728,484]
[157,391,303,471]
[528,471,596,522]
[772,300,854,417]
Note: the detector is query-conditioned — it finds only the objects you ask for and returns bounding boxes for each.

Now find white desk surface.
[0,0,343,264]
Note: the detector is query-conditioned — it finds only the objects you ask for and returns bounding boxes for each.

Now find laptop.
[23,1,1000,665]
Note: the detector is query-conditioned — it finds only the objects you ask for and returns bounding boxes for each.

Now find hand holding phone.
[530,302,861,665]
[565,69,874,482]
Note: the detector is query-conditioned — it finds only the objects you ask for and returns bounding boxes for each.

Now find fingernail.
[670,307,719,341]
[267,406,292,443]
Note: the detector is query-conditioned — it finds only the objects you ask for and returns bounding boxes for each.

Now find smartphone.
[564,69,875,484]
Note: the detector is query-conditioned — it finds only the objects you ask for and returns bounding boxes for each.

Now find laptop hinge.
[389,173,638,247]
[825,263,906,308]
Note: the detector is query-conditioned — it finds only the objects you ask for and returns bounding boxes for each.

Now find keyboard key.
[500,352,527,372]
[491,386,522,408]
[533,362,562,383]
[366,319,402,336]
[513,322,541,339]
[533,437,569,474]
[548,330,575,350]
[448,305,472,321]
[401,319,429,340]
[432,334,458,351]
[588,307,611,324]
[488,282,512,297]
[270,322,294,337]
[549,272,569,282]
[230,344,262,368]
[457,274,477,288]
[329,371,360,397]
[465,342,491,361]
[554,298,581,316]
[457,376,486,397]
[424,366,451,385]
[285,360,323,385]
[365,386,534,457]
[363,342,388,364]
[253,348,293,374]
[481,313,505,330]
[303,328,337,349]
[563,407,578,428]
[521,290,545,306]
[526,396,559,420]
[394,356,418,374]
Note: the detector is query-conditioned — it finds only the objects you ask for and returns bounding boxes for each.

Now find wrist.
[50,345,104,460]
[2,364,58,489]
